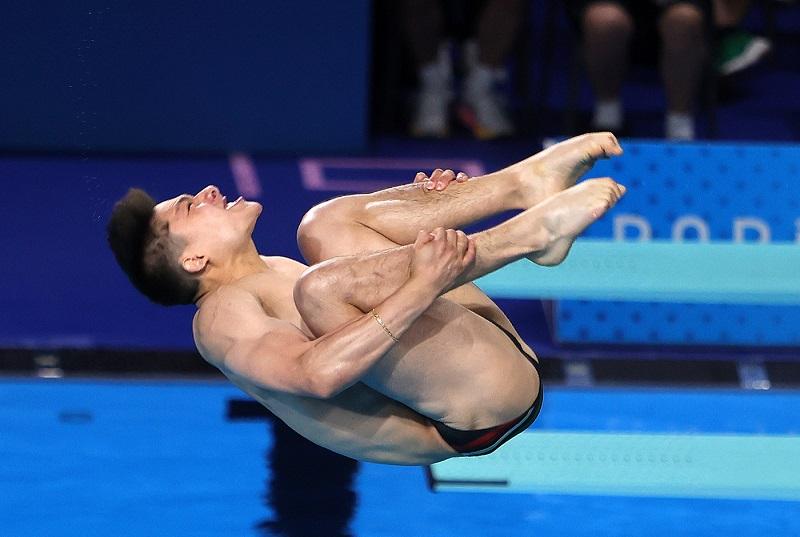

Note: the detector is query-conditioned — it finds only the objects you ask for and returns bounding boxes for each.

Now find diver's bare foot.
[507,132,623,208]
[527,178,626,266]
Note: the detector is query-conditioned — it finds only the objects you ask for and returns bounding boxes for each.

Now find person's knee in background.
[581,2,634,133]
[659,2,709,140]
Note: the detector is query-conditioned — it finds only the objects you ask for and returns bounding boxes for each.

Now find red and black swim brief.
[431,319,543,457]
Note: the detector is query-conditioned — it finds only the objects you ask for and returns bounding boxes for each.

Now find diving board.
[474,240,800,305]
[429,430,800,501]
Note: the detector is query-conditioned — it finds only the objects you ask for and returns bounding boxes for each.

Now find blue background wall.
[1,3,798,356]
[554,141,800,346]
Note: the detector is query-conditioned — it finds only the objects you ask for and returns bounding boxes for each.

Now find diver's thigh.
[362,298,539,429]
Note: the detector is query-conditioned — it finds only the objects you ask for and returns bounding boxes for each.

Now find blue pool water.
[2,379,798,537]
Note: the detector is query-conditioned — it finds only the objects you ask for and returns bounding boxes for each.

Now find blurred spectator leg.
[713,0,771,75]
[460,0,524,139]
[402,0,452,138]
[659,2,708,140]
[582,2,633,134]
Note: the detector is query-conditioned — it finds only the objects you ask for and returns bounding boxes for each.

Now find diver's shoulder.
[192,283,266,362]
[194,285,260,330]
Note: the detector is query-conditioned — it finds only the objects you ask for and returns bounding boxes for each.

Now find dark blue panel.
[0,1,369,153]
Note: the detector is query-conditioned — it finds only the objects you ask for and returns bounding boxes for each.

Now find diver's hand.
[409,227,476,296]
[414,169,469,192]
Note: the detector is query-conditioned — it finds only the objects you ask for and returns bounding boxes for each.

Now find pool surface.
[2,379,799,536]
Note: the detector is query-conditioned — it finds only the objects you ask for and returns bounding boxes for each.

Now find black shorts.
[431,319,543,457]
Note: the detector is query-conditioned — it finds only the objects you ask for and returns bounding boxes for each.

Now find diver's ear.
[181,254,208,274]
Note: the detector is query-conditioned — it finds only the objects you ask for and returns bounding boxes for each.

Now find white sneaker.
[410,45,453,138]
[461,63,514,140]
[665,112,695,141]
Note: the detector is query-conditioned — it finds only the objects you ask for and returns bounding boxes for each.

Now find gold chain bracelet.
[370,309,399,342]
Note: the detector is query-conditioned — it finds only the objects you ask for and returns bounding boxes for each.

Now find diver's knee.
[293,258,347,312]
[297,198,354,261]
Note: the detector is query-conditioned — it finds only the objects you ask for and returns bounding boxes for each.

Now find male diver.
[108,133,625,465]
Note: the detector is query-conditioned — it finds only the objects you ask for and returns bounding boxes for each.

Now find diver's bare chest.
[246,277,302,324]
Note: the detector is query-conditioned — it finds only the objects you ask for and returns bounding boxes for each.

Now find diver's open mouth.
[225,196,244,210]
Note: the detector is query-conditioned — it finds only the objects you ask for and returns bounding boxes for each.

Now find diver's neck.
[194,243,267,307]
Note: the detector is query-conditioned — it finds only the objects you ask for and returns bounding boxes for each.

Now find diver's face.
[154,185,262,267]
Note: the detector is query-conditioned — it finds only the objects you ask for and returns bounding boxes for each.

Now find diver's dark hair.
[107,188,199,306]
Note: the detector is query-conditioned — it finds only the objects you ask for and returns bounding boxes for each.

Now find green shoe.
[715,31,772,76]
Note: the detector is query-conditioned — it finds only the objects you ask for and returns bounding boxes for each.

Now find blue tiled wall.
[556,141,800,346]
